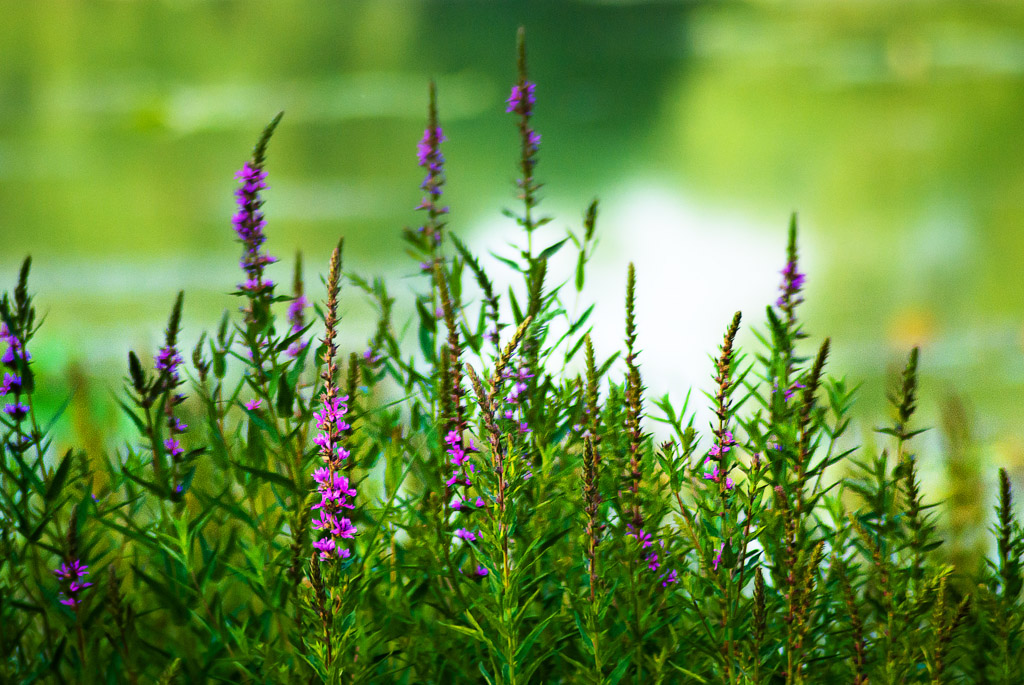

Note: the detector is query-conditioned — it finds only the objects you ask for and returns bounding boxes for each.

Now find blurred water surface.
[2,1,1024,490]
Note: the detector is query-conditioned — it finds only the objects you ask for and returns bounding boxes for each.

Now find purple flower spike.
[415,89,448,248]
[776,259,806,311]
[288,295,308,332]
[311,379,357,561]
[233,159,277,303]
[455,528,477,543]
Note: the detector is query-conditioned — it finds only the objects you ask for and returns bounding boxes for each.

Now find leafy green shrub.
[1,29,1021,684]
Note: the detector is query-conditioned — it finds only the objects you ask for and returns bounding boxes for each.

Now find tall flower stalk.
[507,27,542,243]
[416,81,448,259]
[233,113,283,326]
[287,251,309,358]
[154,292,189,496]
[310,240,356,563]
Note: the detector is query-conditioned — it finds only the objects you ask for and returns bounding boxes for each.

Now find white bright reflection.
[468,180,800,437]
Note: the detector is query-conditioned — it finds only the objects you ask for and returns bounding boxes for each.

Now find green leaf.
[608,657,633,684]
[276,370,294,415]
[568,304,595,336]
[229,460,295,492]
[490,251,523,273]
[122,468,169,500]
[537,237,568,261]
[44,450,73,502]
[416,331,433,368]
[573,611,594,652]
[478,662,496,685]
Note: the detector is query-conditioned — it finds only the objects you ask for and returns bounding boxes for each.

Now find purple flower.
[313,536,336,559]
[783,382,806,403]
[712,543,725,571]
[3,401,28,421]
[333,517,357,539]
[164,438,183,458]
[417,126,447,168]
[288,295,308,332]
[527,130,541,152]
[0,324,30,369]
[661,569,679,587]
[626,525,654,549]
[54,559,91,607]
[155,346,183,380]
[244,398,262,411]
[475,565,489,577]
[455,528,477,543]
[776,260,806,310]
[449,445,468,466]
[0,373,22,396]
[169,417,188,433]
[646,551,660,572]
[285,293,310,357]
[505,82,536,115]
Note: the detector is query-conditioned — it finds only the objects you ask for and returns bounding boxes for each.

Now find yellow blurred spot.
[887,307,935,348]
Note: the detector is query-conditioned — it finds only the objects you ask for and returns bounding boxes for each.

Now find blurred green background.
[2,1,1023,545]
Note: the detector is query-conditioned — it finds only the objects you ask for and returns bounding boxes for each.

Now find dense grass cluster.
[2,30,1023,684]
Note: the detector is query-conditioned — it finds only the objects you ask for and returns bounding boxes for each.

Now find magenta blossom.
[53,560,92,607]
[505,82,536,115]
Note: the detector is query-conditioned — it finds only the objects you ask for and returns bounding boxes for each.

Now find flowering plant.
[0,28,1019,685]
